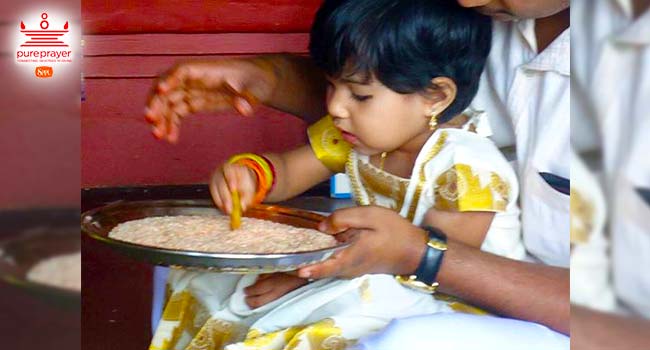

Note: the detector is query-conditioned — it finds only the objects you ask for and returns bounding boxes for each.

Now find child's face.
[325,73,433,156]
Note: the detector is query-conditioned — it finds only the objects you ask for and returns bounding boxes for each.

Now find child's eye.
[351,93,372,102]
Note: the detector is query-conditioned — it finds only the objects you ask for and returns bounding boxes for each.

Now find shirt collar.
[613,8,650,45]
[522,28,570,76]
[613,0,633,18]
[515,19,537,53]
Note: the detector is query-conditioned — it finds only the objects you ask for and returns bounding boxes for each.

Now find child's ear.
[425,77,457,117]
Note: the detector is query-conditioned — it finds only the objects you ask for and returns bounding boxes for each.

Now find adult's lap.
[351,313,569,350]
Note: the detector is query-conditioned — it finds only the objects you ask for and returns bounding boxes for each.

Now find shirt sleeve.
[433,163,512,212]
[422,131,516,213]
[307,115,352,173]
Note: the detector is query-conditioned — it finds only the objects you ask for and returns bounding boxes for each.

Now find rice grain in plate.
[27,251,81,291]
[108,216,336,254]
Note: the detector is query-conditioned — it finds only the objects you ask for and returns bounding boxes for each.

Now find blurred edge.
[0,0,80,349]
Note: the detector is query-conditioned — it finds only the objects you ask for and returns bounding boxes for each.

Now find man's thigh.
[351,313,569,350]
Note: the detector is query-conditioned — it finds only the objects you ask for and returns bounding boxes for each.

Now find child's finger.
[244,278,274,297]
[236,167,257,211]
[209,171,226,212]
[222,164,239,191]
[218,180,233,214]
[245,294,270,309]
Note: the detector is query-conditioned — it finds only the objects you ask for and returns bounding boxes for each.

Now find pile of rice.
[108,216,336,254]
[27,251,81,291]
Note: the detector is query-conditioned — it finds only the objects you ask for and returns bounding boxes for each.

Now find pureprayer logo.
[16,12,72,63]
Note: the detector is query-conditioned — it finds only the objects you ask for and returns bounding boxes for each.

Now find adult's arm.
[571,304,650,349]
[145,54,327,142]
[299,206,569,334]
[438,239,569,334]
[260,54,327,123]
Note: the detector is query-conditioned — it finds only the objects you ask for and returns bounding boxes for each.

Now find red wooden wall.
[81,1,323,187]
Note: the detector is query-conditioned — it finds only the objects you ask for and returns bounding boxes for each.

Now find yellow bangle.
[227,153,274,204]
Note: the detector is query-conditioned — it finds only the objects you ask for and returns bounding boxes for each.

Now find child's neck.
[374,114,466,178]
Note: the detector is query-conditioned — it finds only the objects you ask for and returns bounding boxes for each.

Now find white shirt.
[570,149,617,312]
[471,20,570,267]
[572,0,650,317]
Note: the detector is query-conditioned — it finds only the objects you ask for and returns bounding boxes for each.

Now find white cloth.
[572,0,650,318]
[355,20,572,350]
[152,266,171,334]
[151,271,450,350]
[347,127,525,260]
[470,20,570,267]
[569,150,616,312]
[351,313,569,350]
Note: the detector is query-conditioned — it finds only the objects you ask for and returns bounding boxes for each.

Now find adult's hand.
[300,207,570,334]
[298,206,427,279]
[145,57,279,143]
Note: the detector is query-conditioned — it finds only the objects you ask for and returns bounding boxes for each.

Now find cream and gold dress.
[150,114,524,350]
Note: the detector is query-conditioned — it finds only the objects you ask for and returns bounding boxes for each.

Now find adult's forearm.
[571,305,650,350]
[260,54,327,123]
[437,240,570,334]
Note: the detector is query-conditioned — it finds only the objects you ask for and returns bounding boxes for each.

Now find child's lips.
[339,130,358,144]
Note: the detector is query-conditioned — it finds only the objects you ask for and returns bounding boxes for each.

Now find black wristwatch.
[396,226,447,294]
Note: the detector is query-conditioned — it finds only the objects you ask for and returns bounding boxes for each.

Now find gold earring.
[429,112,438,131]
[379,151,388,170]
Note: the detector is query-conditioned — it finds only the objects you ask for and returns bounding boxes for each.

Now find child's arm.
[421,209,495,249]
[263,145,333,202]
[244,273,309,308]
[210,144,332,213]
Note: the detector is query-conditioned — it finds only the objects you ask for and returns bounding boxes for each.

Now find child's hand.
[209,163,258,214]
[244,273,309,308]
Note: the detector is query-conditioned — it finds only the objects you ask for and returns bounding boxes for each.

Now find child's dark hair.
[309,0,492,123]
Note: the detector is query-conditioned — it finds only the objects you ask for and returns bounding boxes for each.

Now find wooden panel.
[80,4,317,188]
[84,54,234,78]
[81,0,321,34]
[82,233,152,350]
[81,31,312,187]
[83,33,309,56]
[81,78,308,187]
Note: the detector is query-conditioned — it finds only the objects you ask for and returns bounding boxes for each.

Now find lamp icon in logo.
[20,12,69,47]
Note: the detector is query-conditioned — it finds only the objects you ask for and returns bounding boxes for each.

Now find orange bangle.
[227,153,274,204]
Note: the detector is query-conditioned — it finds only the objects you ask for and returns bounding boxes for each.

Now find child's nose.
[326,90,349,120]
